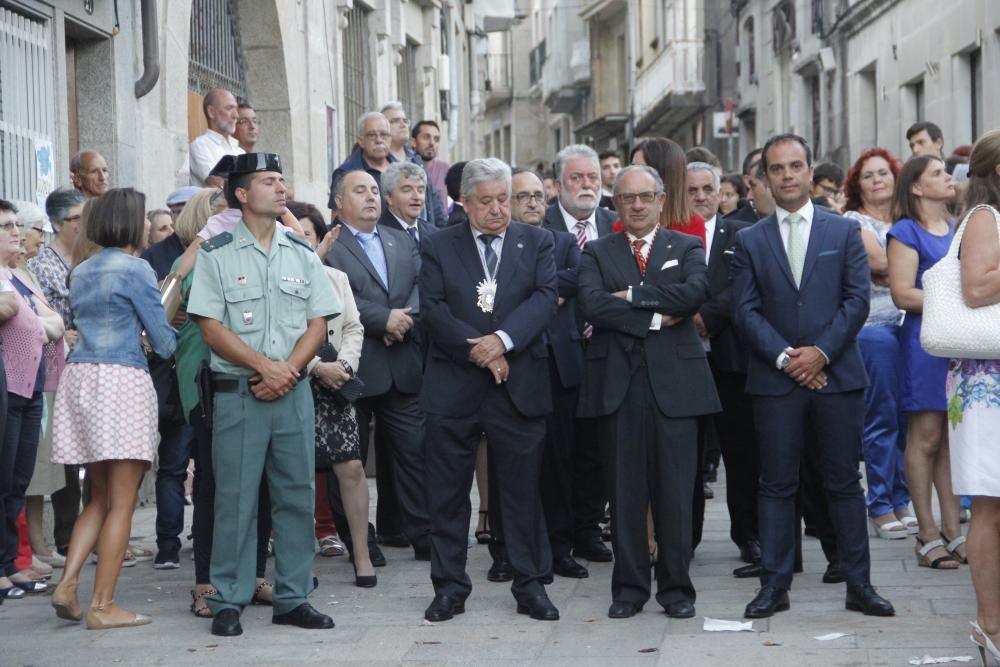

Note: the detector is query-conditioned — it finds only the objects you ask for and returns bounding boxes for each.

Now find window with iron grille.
[0,7,54,204]
[397,40,418,124]
[189,0,247,101]
[343,5,372,150]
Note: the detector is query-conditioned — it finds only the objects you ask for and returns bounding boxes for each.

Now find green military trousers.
[206,376,316,615]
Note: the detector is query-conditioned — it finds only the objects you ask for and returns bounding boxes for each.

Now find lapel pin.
[667,245,672,249]
[517,242,524,248]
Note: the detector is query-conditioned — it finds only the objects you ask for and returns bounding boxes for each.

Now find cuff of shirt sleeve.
[495,330,514,352]
[814,346,830,365]
[650,313,662,330]
[626,286,633,303]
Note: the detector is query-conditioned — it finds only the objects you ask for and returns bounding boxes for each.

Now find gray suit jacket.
[324,223,422,396]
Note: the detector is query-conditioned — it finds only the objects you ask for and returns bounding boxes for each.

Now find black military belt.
[211,374,245,394]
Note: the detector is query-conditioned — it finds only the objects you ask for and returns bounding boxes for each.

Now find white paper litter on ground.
[814,632,850,641]
[703,617,754,632]
[907,656,974,665]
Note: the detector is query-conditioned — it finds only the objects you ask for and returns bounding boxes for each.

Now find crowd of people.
[0,91,998,662]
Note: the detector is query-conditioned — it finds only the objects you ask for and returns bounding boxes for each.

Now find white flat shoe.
[971,621,1000,666]
[869,518,908,540]
[897,515,919,535]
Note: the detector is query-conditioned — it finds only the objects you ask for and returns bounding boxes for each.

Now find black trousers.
[539,356,579,559]
[189,407,270,584]
[425,384,550,602]
[796,444,839,568]
[712,369,760,549]
[601,370,698,607]
[571,416,606,549]
[333,389,429,551]
[754,389,869,590]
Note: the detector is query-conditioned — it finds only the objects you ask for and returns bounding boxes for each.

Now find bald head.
[70,151,110,198]
[203,88,239,137]
[334,171,381,231]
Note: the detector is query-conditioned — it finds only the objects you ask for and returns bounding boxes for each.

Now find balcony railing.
[633,41,705,120]
[484,52,513,92]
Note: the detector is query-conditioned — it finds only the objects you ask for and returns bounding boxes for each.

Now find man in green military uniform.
[187,153,341,637]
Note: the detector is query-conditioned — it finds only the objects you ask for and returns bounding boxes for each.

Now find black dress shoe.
[703,483,715,499]
[572,542,613,562]
[739,541,762,564]
[664,600,696,619]
[553,556,589,579]
[744,585,790,619]
[353,562,377,588]
[377,532,410,548]
[822,562,845,584]
[272,603,335,629]
[487,557,514,582]
[424,593,465,622]
[733,563,762,578]
[845,584,895,616]
[516,594,559,621]
[211,608,243,637]
[608,600,643,618]
[704,463,718,483]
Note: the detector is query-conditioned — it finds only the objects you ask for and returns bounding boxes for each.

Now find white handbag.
[920,204,1000,359]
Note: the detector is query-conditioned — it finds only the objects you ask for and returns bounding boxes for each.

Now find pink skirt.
[51,363,158,464]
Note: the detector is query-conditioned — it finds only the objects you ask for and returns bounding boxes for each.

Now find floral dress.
[947,358,1000,496]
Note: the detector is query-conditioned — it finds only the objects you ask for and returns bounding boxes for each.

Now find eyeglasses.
[361,131,392,141]
[615,191,660,205]
[0,221,15,230]
[236,117,260,127]
[514,192,546,204]
[210,188,226,204]
[388,117,409,126]
[565,173,601,186]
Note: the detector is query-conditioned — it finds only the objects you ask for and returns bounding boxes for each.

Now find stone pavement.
[4,471,980,666]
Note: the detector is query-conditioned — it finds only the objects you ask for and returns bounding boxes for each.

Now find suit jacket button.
[797,301,804,307]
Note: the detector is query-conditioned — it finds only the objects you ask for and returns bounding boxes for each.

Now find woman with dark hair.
[945,129,1000,663]
[49,188,176,629]
[886,155,963,570]
[629,138,706,244]
[841,147,914,540]
[718,173,746,217]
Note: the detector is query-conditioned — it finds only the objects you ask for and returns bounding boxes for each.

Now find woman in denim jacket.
[49,189,176,630]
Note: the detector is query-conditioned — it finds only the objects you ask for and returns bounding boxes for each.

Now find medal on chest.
[476,277,497,313]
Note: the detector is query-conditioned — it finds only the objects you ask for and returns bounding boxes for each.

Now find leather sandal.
[915,536,960,569]
[869,516,908,540]
[475,510,491,545]
[189,587,215,618]
[942,533,968,564]
[251,580,273,606]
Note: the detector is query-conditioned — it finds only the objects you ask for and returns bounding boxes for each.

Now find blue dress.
[886,218,954,412]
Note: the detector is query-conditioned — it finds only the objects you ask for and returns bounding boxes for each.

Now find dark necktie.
[406,226,419,249]
[479,234,498,275]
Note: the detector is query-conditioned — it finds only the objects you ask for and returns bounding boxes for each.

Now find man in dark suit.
[378,161,438,248]
[725,149,767,224]
[686,162,760,571]
[325,170,431,564]
[509,168,588,580]
[577,165,720,620]
[541,144,617,565]
[731,134,894,619]
[419,158,559,622]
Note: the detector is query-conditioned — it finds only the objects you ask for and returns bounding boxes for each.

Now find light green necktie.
[785,212,805,287]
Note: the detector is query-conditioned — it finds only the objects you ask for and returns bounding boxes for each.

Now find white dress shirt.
[391,212,420,242]
[189,129,244,186]
[558,201,598,242]
[704,215,717,264]
[623,227,663,330]
[775,199,815,255]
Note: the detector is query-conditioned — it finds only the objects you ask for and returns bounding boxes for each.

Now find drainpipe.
[134,0,160,99]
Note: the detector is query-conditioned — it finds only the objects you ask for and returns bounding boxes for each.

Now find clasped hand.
[784,346,828,390]
[467,334,509,383]
[383,307,413,346]
[251,359,300,401]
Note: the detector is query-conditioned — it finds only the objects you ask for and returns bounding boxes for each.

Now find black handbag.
[315,342,365,406]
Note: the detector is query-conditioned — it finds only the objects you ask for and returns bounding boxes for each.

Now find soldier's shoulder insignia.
[200,232,233,253]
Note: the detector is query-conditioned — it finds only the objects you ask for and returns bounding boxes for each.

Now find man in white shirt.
[189,88,243,187]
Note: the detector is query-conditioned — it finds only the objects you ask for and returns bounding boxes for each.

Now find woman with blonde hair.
[946,129,1000,664]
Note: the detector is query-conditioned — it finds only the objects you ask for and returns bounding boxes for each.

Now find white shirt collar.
[624,226,658,245]
[558,200,596,229]
[391,211,419,231]
[775,199,815,225]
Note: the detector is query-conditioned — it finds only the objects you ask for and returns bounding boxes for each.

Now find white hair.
[554,144,600,184]
[686,161,721,191]
[460,158,512,199]
[356,111,389,137]
[380,101,404,114]
[382,161,427,195]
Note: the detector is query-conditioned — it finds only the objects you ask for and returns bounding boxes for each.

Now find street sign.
[713,111,739,138]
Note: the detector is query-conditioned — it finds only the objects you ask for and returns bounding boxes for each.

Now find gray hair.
[460,158,512,200]
[379,101,404,114]
[613,165,664,195]
[45,187,86,227]
[554,144,600,184]
[382,161,427,196]
[686,161,721,191]
[356,111,389,138]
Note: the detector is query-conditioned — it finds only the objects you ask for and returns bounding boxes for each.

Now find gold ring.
[799,374,806,380]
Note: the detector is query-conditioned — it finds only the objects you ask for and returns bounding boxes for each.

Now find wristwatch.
[339,359,354,376]
[778,352,792,370]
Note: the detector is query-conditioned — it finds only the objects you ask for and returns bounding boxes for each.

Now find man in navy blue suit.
[731,134,894,619]
[418,158,560,622]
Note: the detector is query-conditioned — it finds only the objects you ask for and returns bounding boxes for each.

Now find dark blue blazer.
[378,208,437,248]
[544,229,584,389]
[418,221,558,418]
[730,207,870,396]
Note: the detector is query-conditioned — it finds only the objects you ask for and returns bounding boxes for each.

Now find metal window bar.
[0,7,53,203]
[189,0,247,100]
[342,6,371,152]
[397,41,418,123]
